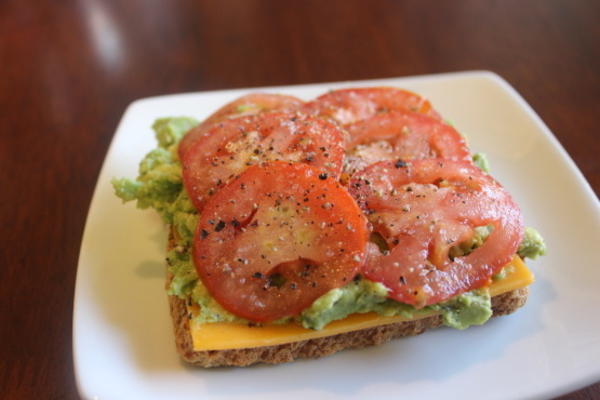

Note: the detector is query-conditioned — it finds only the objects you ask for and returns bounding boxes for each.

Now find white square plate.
[74,71,600,400]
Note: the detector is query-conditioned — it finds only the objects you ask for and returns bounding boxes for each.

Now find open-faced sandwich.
[113,88,546,367]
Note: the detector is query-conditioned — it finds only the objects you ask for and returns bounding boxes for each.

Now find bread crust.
[168,280,528,367]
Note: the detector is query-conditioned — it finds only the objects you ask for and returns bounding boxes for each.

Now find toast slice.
[166,232,529,367]
[169,286,527,368]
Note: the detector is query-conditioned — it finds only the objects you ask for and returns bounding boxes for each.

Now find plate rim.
[72,70,600,400]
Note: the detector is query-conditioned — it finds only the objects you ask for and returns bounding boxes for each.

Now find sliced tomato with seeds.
[179,93,303,158]
[181,112,345,211]
[342,111,471,177]
[193,162,368,322]
[346,110,470,158]
[303,87,440,126]
[348,160,523,307]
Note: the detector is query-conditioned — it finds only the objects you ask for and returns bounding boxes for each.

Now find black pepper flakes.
[395,159,407,168]
[318,172,328,180]
[214,220,226,232]
[200,229,209,239]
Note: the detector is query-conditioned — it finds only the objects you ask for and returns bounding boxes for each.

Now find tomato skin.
[193,162,368,322]
[303,87,440,126]
[179,93,303,158]
[181,112,345,212]
[348,160,523,307]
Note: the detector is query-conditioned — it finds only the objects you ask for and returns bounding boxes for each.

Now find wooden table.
[1,1,598,398]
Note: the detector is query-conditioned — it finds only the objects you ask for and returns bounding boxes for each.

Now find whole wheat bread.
[167,266,528,367]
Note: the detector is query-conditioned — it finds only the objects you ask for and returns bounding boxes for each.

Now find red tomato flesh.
[346,110,470,158]
[303,87,440,126]
[342,111,471,177]
[181,112,345,212]
[193,162,368,322]
[348,160,523,307]
[179,93,303,158]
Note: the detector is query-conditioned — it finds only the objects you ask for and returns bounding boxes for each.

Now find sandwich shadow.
[135,260,166,279]
[83,201,183,373]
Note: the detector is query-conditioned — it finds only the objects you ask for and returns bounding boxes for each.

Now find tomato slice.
[193,162,368,322]
[348,160,523,307]
[346,110,470,157]
[342,110,471,177]
[303,87,440,126]
[179,93,303,158]
[181,112,345,212]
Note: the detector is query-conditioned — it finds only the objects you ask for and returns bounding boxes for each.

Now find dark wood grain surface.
[1,0,598,398]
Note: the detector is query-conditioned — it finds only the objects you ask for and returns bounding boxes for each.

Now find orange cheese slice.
[189,256,534,351]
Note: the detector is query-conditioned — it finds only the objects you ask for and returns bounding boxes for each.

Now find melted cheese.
[189,256,534,351]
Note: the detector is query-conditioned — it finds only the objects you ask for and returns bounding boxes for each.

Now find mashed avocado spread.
[113,117,545,331]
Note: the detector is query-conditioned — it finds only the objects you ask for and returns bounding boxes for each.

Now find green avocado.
[112,116,198,227]
[299,278,492,330]
[113,117,544,331]
[472,152,490,173]
[431,289,492,329]
[518,227,547,259]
